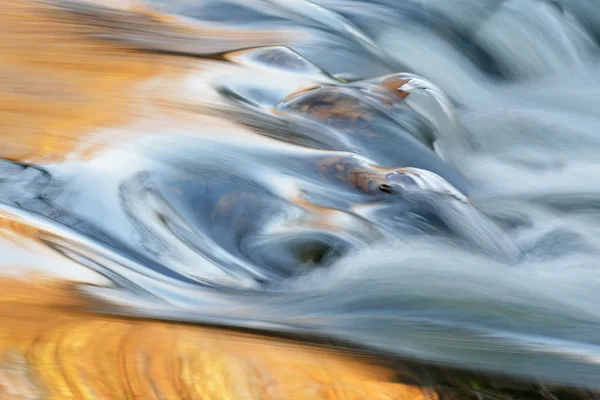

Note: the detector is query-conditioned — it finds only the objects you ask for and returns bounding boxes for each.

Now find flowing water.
[4,0,600,397]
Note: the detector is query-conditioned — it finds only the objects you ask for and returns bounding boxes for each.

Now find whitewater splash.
[3,0,600,392]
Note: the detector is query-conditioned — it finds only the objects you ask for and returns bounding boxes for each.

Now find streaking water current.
[4,0,600,392]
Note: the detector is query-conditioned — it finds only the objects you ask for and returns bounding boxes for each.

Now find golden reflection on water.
[0,1,193,162]
[0,0,292,162]
[0,278,434,400]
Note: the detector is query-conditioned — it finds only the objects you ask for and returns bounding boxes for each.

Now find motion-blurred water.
[4,0,600,391]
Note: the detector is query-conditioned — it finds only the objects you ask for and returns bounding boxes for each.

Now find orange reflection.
[0,278,435,400]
